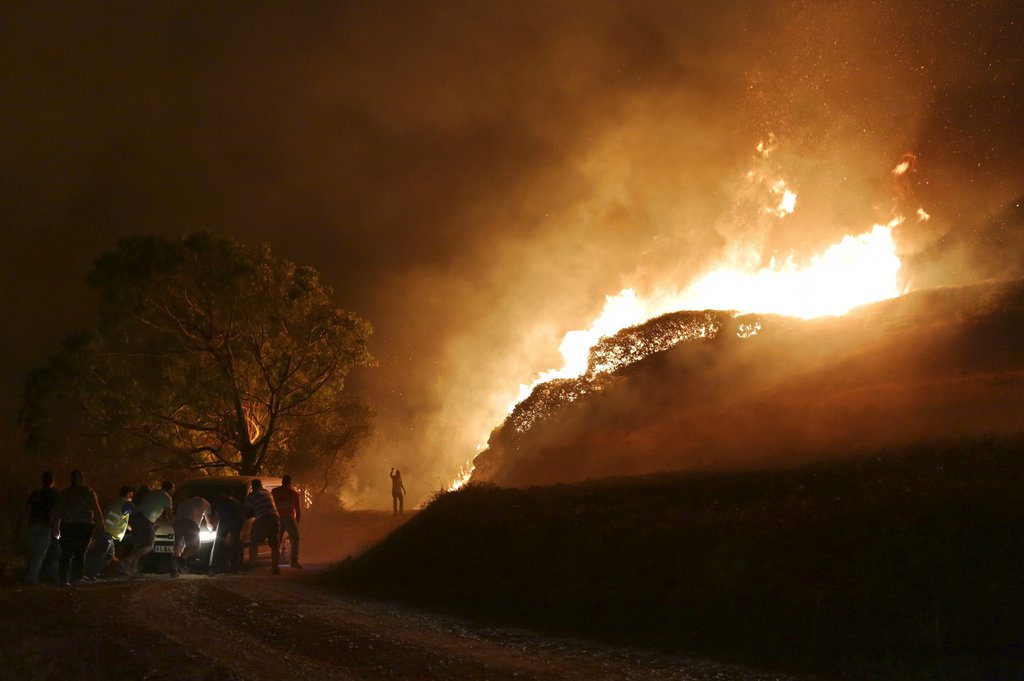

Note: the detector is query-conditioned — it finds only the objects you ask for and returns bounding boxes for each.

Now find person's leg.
[182,531,200,562]
[393,495,398,515]
[216,526,240,573]
[285,517,300,566]
[70,523,93,582]
[58,532,74,585]
[124,515,154,575]
[42,540,60,584]
[217,528,231,569]
[231,525,244,572]
[250,516,265,565]
[85,534,113,579]
[126,543,153,575]
[278,517,295,566]
[398,494,404,515]
[268,517,280,574]
[102,536,115,574]
[25,523,50,584]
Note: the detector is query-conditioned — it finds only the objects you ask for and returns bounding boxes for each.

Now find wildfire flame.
[768,179,797,217]
[448,143,919,490]
[674,220,903,319]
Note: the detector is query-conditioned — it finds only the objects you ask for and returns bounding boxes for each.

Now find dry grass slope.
[332,438,1024,680]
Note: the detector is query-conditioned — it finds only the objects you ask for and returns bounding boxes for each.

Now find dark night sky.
[1,1,1021,506]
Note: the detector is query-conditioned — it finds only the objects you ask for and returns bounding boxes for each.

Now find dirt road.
[0,567,815,681]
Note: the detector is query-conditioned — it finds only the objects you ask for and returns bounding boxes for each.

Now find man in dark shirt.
[211,492,244,574]
[271,474,302,568]
[24,471,57,584]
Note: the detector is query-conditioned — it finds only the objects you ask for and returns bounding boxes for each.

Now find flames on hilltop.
[448,145,929,490]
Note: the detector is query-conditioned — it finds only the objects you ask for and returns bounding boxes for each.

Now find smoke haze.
[1,2,1021,505]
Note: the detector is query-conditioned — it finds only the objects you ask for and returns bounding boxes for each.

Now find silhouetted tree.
[20,233,375,479]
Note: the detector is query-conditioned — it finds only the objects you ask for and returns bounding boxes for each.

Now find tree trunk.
[238,444,261,476]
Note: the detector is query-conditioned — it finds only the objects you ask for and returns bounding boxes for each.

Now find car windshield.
[174,483,247,505]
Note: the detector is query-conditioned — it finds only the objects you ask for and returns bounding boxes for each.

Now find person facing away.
[245,479,280,574]
[122,480,174,577]
[24,471,58,584]
[271,474,302,569]
[86,485,135,579]
[210,492,244,574]
[170,495,213,577]
[52,469,105,586]
[390,468,406,516]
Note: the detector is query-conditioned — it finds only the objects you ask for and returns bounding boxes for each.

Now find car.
[138,475,292,573]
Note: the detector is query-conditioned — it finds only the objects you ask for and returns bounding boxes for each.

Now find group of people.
[22,470,304,586]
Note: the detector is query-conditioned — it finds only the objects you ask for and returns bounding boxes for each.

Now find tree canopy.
[21,233,375,489]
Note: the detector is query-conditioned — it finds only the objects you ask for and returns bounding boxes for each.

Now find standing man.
[245,479,280,575]
[52,470,105,586]
[211,492,244,574]
[23,471,58,584]
[390,468,406,516]
[170,495,212,577]
[271,474,302,569]
[87,485,135,579]
[122,480,174,576]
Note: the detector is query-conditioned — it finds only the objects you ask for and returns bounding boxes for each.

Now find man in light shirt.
[122,480,174,576]
[52,470,105,586]
[245,479,280,575]
[170,495,212,577]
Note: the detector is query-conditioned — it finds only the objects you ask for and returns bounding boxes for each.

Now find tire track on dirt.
[129,574,812,681]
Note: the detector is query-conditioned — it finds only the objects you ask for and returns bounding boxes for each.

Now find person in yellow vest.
[86,486,135,579]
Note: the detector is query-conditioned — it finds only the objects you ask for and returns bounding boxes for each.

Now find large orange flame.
[449,146,917,490]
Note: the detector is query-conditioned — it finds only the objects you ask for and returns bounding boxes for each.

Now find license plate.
[152,545,173,553]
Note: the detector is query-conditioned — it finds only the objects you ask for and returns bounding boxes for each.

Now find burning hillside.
[448,146,963,489]
[471,279,1024,487]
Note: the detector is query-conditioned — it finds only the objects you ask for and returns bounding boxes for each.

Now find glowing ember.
[768,180,797,217]
[917,207,931,221]
[736,321,762,338]
[892,152,918,177]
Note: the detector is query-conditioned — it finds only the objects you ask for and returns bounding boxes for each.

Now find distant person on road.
[52,469,105,586]
[271,474,302,569]
[245,479,280,575]
[390,468,406,516]
[170,495,212,577]
[86,485,135,579]
[122,480,174,576]
[211,492,244,574]
[23,471,58,584]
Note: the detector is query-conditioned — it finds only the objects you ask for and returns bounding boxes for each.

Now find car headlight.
[199,529,217,543]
